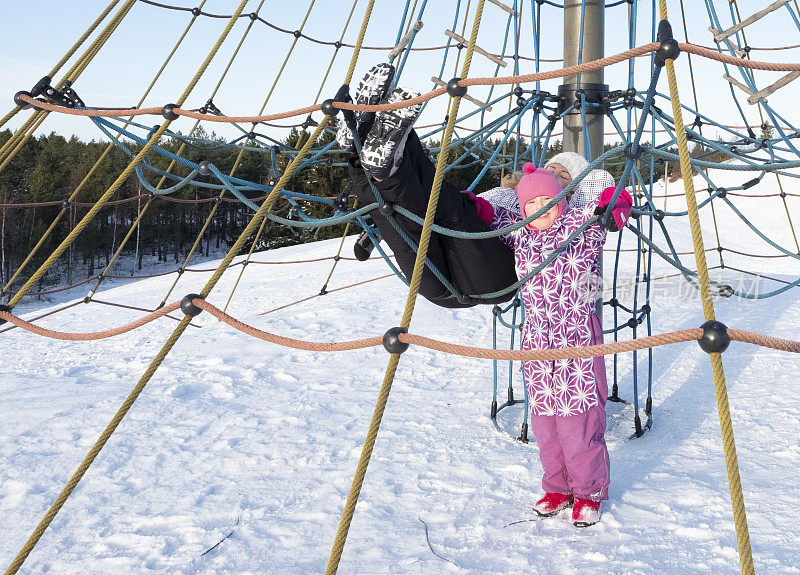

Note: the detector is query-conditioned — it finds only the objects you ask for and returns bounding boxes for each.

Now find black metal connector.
[654,209,665,221]
[624,143,643,161]
[161,103,179,121]
[715,187,727,198]
[13,91,32,109]
[742,178,759,190]
[180,294,204,317]
[320,99,338,116]
[698,320,730,353]
[518,422,529,443]
[378,202,394,216]
[383,327,409,354]
[654,20,680,67]
[197,161,211,176]
[718,285,734,298]
[26,76,84,108]
[446,77,467,98]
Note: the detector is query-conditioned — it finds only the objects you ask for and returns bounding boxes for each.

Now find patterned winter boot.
[359,87,422,180]
[335,63,396,153]
[572,498,601,527]
[533,493,573,517]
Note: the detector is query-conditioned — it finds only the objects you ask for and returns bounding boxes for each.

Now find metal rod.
[562,0,605,318]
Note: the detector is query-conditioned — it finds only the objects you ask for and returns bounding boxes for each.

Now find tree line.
[0,125,687,297]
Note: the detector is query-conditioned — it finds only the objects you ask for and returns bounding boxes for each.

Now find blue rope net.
[61,0,800,441]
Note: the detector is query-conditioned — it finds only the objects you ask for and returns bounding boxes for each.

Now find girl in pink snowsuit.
[476,162,632,526]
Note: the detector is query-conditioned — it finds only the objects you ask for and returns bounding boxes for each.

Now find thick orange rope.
[4,299,799,357]
[14,42,800,124]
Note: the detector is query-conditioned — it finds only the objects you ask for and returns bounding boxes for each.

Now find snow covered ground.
[2,169,799,574]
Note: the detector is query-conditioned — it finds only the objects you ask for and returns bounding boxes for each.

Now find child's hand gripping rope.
[594,186,633,232]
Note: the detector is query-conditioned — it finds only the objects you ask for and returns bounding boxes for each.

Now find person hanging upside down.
[337,63,604,308]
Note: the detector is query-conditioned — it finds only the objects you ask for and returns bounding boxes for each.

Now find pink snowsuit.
[490,200,610,501]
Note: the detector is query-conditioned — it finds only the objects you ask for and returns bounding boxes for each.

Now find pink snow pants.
[529,313,610,501]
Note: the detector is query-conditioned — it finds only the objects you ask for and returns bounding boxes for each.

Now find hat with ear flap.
[515,162,568,228]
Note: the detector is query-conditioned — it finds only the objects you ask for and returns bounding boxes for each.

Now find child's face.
[546,163,572,189]
[523,196,560,230]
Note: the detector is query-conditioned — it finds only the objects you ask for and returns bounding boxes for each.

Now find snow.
[1,168,800,573]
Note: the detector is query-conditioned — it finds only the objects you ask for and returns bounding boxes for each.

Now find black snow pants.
[348,130,518,308]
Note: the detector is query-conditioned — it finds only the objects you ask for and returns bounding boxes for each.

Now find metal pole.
[562,0,605,159]
[561,0,606,318]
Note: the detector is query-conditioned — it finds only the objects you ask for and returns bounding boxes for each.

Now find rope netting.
[2,0,800,573]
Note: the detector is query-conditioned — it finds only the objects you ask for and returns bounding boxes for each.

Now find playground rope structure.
[3,0,800,573]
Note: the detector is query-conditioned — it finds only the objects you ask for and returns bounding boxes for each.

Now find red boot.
[572,498,601,527]
[533,493,573,517]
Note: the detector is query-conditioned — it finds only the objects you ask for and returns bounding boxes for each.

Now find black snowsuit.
[348,130,517,308]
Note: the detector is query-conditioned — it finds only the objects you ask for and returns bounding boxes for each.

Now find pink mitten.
[595,186,633,232]
[462,190,494,225]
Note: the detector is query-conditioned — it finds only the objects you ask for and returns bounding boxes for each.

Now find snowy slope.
[1,169,800,574]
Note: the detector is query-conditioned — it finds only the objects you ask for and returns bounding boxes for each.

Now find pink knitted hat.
[515,162,568,228]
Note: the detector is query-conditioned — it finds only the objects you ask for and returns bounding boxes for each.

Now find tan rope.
[659,3,754,573]
[325,2,486,572]
[2,4,254,574]
[0,0,138,168]
[2,0,210,296]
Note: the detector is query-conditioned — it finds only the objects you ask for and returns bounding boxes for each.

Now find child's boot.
[533,493,573,517]
[572,498,601,527]
[336,63,396,152]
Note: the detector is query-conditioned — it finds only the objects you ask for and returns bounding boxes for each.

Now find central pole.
[561,0,606,319]
[562,0,605,159]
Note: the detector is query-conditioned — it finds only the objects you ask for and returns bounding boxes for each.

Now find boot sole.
[533,500,573,518]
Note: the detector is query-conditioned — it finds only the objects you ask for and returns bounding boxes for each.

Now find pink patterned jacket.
[490,202,606,417]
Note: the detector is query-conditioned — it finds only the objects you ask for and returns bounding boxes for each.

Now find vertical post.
[561,0,606,317]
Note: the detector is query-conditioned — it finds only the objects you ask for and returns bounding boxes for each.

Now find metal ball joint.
[446,77,467,98]
[716,188,727,199]
[492,305,502,316]
[161,103,179,121]
[14,91,32,109]
[654,209,665,221]
[654,20,680,67]
[180,293,204,317]
[249,12,258,21]
[698,320,730,354]
[513,86,524,98]
[320,98,339,116]
[383,327,409,354]
[191,7,201,16]
[378,202,394,216]
[197,161,211,176]
[293,30,302,38]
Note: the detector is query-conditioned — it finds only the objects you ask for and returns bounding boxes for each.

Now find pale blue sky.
[1,0,799,146]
